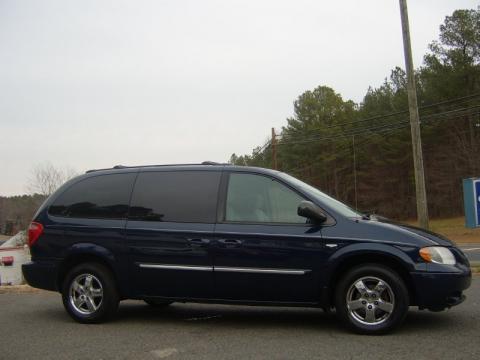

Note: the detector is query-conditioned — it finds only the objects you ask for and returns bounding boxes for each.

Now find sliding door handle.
[187,238,211,247]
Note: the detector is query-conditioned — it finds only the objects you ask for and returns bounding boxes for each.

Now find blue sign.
[463,178,480,228]
[475,180,480,226]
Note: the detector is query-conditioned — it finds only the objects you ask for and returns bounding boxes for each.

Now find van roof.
[84,162,280,177]
[86,161,230,173]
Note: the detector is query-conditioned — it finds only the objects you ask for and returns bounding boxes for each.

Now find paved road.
[459,244,480,263]
[1,278,479,360]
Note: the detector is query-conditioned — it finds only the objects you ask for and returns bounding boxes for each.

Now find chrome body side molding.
[138,264,212,271]
[137,263,310,275]
[214,266,309,275]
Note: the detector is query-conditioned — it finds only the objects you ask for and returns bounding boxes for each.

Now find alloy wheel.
[346,276,395,326]
[69,273,104,315]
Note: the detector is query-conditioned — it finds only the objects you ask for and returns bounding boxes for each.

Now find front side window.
[129,171,221,223]
[225,173,307,224]
[277,172,360,217]
[49,173,136,219]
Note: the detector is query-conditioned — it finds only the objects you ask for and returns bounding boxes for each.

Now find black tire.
[62,262,119,324]
[144,299,174,307]
[334,264,409,335]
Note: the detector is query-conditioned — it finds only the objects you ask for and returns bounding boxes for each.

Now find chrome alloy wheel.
[346,276,395,326]
[69,274,104,315]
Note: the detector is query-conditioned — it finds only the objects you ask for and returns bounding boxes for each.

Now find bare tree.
[27,162,78,196]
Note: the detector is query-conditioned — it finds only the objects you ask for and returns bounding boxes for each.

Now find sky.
[0,0,478,196]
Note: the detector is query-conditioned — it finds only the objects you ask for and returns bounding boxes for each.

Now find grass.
[405,217,480,244]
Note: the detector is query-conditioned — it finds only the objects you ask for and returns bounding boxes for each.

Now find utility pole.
[271,127,278,170]
[352,135,358,211]
[399,0,429,229]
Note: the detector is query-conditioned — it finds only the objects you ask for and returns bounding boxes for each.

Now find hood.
[373,217,455,247]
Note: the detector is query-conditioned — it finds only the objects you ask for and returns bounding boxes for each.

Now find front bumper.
[411,268,472,311]
[22,261,59,292]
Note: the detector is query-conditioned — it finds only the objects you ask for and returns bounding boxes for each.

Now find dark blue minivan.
[22,163,471,334]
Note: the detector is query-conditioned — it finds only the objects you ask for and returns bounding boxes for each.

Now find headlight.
[419,246,456,265]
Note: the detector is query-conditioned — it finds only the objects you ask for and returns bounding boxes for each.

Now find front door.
[126,170,221,299]
[213,171,327,303]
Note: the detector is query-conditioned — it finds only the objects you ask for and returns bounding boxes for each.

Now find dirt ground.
[0,284,44,294]
[406,217,480,244]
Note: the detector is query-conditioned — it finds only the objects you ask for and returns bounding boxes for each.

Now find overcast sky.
[1,0,478,196]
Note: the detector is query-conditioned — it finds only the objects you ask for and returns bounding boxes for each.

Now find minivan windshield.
[278,172,361,218]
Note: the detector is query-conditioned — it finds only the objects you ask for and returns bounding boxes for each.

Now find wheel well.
[56,254,117,293]
[327,254,417,307]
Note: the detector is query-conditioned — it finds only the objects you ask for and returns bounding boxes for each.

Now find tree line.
[229,8,480,220]
[0,163,77,235]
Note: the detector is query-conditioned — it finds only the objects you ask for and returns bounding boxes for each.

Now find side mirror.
[297,201,327,223]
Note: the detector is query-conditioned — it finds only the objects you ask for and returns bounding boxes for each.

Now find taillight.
[28,222,44,247]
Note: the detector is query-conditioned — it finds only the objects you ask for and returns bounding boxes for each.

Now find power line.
[282,110,480,176]
[278,122,409,146]
[282,122,418,176]
[253,140,271,154]
[421,104,480,123]
[418,93,480,113]
[247,97,480,163]
[277,105,480,146]
[279,93,480,136]
[282,123,413,176]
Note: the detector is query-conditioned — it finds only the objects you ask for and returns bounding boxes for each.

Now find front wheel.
[62,262,119,323]
[335,264,409,334]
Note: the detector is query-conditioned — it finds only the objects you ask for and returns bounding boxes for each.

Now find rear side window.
[129,171,221,223]
[49,173,136,219]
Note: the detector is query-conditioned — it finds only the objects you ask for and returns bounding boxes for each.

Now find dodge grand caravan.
[22,163,471,334]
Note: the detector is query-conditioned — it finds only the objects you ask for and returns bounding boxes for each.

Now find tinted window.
[225,173,306,223]
[129,171,221,223]
[49,173,136,219]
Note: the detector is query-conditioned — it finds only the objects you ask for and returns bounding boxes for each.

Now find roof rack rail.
[86,161,230,173]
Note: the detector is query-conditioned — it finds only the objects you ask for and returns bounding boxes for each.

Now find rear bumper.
[411,268,472,311]
[22,261,59,292]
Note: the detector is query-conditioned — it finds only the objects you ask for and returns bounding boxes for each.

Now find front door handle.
[218,238,243,247]
[187,238,211,247]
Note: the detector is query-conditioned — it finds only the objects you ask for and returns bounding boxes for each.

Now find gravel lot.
[1,277,479,360]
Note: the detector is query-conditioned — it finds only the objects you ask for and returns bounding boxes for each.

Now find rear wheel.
[62,262,119,323]
[335,264,409,334]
